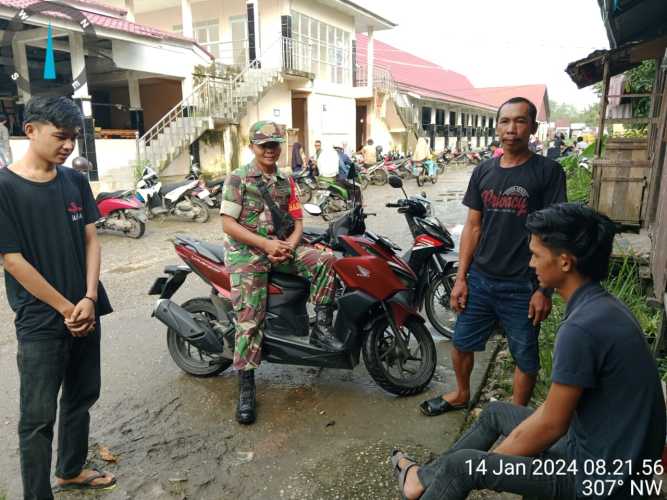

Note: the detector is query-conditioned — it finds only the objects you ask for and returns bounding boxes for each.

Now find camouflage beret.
[249,121,286,144]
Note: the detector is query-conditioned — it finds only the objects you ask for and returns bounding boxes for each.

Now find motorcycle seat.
[205,178,224,189]
[96,190,128,202]
[160,180,193,195]
[269,272,309,290]
[193,241,226,264]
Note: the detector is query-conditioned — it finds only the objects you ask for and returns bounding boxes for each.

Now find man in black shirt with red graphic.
[0,97,115,498]
[420,97,566,416]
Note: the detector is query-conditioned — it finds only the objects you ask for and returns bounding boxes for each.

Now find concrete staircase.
[137,63,283,171]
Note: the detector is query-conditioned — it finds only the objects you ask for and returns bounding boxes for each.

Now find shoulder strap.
[256,178,282,213]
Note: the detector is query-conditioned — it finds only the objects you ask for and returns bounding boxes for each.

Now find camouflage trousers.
[230,245,337,371]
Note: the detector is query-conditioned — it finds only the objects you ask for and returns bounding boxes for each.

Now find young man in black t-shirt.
[420,97,567,417]
[392,203,665,499]
[0,97,115,498]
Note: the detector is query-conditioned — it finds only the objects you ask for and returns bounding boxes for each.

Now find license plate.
[197,189,211,199]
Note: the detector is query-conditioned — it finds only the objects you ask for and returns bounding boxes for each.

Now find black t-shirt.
[0,166,112,341]
[462,154,566,280]
[552,282,666,499]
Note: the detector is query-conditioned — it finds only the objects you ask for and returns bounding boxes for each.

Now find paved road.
[0,166,503,499]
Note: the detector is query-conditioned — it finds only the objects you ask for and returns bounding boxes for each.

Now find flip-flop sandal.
[419,396,468,416]
[53,469,116,492]
[391,450,418,500]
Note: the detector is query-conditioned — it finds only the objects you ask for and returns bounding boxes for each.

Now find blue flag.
[43,23,56,80]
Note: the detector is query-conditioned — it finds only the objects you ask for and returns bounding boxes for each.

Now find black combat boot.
[236,369,256,425]
[311,305,343,350]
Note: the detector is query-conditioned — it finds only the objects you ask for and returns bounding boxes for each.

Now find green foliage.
[624,60,657,118]
[558,151,593,203]
[132,159,151,181]
[549,100,600,126]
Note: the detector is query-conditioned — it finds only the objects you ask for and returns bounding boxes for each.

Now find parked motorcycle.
[187,163,224,209]
[95,190,147,239]
[293,165,318,203]
[366,161,389,186]
[135,166,210,223]
[386,176,459,337]
[305,176,459,338]
[313,175,362,221]
[410,159,439,186]
[149,198,436,395]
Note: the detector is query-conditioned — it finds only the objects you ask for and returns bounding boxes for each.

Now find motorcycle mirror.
[72,156,91,173]
[303,203,322,216]
[388,176,403,189]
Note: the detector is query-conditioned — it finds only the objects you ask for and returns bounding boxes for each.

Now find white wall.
[307,93,356,152]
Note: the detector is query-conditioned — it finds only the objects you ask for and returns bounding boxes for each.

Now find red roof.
[0,0,212,57]
[454,85,550,122]
[356,34,495,109]
[356,34,549,118]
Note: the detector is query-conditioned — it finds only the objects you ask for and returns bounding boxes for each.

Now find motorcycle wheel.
[416,174,424,187]
[437,162,446,175]
[191,197,210,223]
[125,215,146,239]
[431,174,438,185]
[297,181,313,203]
[363,317,436,396]
[166,298,232,377]
[424,272,458,339]
[357,174,370,191]
[370,168,388,186]
[321,200,338,221]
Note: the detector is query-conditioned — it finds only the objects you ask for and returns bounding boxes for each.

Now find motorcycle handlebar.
[310,234,328,245]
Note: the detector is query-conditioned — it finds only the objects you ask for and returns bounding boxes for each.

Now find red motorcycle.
[95,190,147,239]
[149,198,436,396]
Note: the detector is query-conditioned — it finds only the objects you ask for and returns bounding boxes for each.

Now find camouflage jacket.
[221,160,302,273]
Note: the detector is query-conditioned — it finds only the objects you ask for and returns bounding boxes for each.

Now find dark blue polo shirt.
[552,282,665,498]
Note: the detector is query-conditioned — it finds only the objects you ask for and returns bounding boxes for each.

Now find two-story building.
[105,0,396,176]
[355,34,551,155]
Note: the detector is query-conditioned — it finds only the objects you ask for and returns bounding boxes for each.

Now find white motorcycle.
[135,166,210,223]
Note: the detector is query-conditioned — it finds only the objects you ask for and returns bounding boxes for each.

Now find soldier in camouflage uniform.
[221,121,340,424]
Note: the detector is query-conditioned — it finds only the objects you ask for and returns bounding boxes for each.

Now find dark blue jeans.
[17,323,101,500]
[453,269,540,374]
[417,402,577,499]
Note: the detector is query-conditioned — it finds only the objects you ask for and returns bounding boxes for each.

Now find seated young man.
[392,203,666,500]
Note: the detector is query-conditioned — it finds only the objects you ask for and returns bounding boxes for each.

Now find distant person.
[0,113,12,167]
[489,140,503,158]
[419,97,566,418]
[392,203,665,500]
[0,97,115,497]
[291,142,306,174]
[361,138,377,167]
[313,139,322,160]
[575,136,589,152]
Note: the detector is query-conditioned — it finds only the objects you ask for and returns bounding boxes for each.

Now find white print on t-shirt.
[66,201,83,222]
[481,185,530,216]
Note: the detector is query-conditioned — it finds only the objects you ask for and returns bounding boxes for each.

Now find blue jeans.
[453,268,539,374]
[417,402,577,499]
[17,324,101,500]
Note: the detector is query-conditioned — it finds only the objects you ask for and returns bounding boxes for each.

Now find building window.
[291,11,351,84]
[435,109,445,125]
[449,111,456,126]
[174,20,221,59]
[421,107,432,127]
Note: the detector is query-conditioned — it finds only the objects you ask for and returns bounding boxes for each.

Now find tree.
[548,100,599,126]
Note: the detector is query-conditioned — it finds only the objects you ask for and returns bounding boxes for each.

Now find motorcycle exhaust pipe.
[153,299,225,353]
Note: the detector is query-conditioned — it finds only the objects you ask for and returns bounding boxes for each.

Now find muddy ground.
[0,166,511,499]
